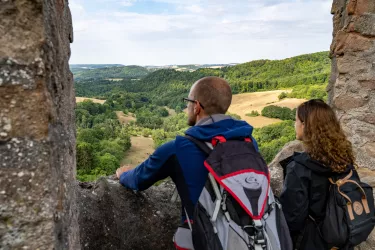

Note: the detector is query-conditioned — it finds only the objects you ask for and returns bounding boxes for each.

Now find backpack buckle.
[253,220,267,248]
[211,136,226,147]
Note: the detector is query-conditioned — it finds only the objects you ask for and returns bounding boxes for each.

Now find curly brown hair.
[297,99,355,173]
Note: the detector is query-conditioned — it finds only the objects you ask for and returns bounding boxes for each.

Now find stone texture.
[329,3,375,246]
[77,177,180,250]
[355,0,375,15]
[330,0,375,171]
[353,14,375,37]
[333,32,373,55]
[0,1,78,249]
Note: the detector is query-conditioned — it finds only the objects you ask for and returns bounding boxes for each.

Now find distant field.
[164,106,176,116]
[105,78,124,81]
[116,111,136,124]
[76,97,106,104]
[121,136,154,168]
[228,90,307,128]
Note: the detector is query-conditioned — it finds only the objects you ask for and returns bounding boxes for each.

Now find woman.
[279,99,356,250]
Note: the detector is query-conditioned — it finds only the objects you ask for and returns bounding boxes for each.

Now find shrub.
[226,112,241,120]
[246,110,260,117]
[278,92,288,100]
[253,121,295,163]
[261,105,295,120]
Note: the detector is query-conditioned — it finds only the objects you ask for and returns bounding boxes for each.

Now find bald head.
[190,76,232,115]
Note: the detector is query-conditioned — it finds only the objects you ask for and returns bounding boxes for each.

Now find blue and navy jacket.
[120,116,259,219]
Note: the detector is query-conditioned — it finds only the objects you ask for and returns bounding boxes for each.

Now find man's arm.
[117,140,176,191]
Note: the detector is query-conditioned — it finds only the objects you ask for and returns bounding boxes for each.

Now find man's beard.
[187,116,196,126]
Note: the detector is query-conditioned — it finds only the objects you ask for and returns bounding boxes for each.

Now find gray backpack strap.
[184,135,212,155]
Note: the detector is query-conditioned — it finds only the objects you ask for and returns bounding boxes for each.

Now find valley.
[74,51,330,181]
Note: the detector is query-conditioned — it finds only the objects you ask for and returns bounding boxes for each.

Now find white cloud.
[184,5,203,13]
[120,0,137,7]
[69,0,334,65]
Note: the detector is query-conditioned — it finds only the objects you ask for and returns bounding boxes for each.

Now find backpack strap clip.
[211,136,226,147]
[253,220,267,249]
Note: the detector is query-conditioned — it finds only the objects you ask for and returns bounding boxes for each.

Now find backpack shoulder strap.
[184,135,212,155]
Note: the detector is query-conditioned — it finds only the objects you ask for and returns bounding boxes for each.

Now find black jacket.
[279,152,353,250]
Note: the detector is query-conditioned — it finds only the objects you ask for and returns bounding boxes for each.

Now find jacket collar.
[195,114,232,126]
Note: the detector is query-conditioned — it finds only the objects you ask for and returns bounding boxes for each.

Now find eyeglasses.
[182,97,205,110]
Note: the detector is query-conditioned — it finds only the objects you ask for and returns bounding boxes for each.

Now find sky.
[69,0,333,66]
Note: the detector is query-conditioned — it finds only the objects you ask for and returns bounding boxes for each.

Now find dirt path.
[121,136,154,167]
[228,90,306,128]
[76,97,106,104]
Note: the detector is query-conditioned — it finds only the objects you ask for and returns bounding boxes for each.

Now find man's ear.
[194,106,198,115]
[194,103,202,115]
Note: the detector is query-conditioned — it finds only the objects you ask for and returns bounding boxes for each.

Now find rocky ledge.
[77,177,180,250]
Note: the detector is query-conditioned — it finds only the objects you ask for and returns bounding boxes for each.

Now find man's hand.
[116,165,133,180]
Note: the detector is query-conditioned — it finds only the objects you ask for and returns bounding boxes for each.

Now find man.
[116,76,259,223]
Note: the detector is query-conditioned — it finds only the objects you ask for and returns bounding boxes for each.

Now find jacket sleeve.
[120,140,176,191]
[280,161,310,233]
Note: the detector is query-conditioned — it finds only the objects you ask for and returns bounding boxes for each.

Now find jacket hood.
[185,118,256,142]
[294,152,334,175]
[282,152,352,176]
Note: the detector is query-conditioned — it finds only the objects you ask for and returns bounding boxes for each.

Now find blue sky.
[69,0,333,65]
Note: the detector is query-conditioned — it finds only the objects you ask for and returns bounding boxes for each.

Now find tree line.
[74,51,330,111]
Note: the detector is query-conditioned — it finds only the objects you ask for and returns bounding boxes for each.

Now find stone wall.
[329,0,375,170]
[78,178,180,250]
[0,0,79,249]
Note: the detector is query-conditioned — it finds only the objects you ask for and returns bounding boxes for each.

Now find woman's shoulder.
[280,152,310,167]
[280,152,312,178]
[288,151,335,177]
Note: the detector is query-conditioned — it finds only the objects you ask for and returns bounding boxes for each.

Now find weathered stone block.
[335,93,369,110]
[347,0,358,15]
[359,79,375,90]
[364,142,375,157]
[335,33,374,55]
[354,14,375,37]
[355,0,375,15]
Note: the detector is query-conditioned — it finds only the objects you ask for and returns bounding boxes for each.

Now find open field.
[121,136,154,167]
[116,111,136,124]
[76,97,106,104]
[228,90,307,128]
[105,78,124,81]
[164,106,177,116]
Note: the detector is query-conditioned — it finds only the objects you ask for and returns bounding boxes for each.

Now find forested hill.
[224,51,330,93]
[73,65,151,80]
[74,51,330,108]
